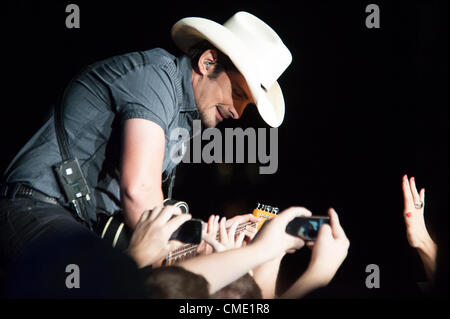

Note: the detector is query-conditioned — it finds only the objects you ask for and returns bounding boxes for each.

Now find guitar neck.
[165,221,257,265]
[165,204,278,266]
[98,202,279,265]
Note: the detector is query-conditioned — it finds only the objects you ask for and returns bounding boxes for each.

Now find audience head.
[141,266,210,299]
[211,273,262,299]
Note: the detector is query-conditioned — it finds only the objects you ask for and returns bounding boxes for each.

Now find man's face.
[194,69,253,128]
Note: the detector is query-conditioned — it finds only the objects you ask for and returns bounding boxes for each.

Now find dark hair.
[140,266,210,299]
[187,40,238,79]
[210,273,262,299]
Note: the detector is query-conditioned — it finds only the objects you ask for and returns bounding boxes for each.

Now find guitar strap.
[167,167,176,199]
[53,91,94,230]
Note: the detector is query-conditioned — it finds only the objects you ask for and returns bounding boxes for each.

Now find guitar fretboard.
[165,221,257,265]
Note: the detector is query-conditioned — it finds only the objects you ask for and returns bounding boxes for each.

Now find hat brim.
[172,17,285,127]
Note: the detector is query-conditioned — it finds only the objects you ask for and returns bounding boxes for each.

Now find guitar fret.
[168,221,257,261]
[166,204,279,264]
[100,203,280,266]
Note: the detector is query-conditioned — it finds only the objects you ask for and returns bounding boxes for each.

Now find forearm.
[179,243,276,294]
[121,185,164,229]
[417,238,437,281]
[279,267,328,299]
[252,255,284,298]
[120,118,166,229]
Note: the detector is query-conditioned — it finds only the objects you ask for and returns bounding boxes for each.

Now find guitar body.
[96,199,188,250]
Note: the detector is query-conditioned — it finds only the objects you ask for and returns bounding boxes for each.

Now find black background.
[1,0,448,298]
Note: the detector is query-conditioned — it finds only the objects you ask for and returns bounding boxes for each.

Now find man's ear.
[198,49,218,76]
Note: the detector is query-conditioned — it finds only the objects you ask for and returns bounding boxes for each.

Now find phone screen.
[170,219,203,244]
[285,216,330,241]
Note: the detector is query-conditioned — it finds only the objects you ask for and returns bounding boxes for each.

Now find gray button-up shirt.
[3,48,199,219]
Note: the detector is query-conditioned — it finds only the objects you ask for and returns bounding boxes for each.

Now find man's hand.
[126,205,192,268]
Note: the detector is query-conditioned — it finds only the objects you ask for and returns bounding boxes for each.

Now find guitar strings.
[168,222,254,261]
[168,221,257,261]
[167,209,278,261]
[168,222,258,261]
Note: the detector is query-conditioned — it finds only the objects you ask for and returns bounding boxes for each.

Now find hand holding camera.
[252,207,312,257]
[126,205,193,268]
[285,215,330,241]
[304,208,350,286]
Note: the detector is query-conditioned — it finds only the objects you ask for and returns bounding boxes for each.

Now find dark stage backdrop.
[1,0,448,298]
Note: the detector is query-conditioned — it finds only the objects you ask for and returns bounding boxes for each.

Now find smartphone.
[169,218,203,244]
[285,216,330,241]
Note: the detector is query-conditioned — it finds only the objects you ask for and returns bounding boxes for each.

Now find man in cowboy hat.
[0,12,292,271]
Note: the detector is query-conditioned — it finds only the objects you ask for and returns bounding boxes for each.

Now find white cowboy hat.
[171,11,292,127]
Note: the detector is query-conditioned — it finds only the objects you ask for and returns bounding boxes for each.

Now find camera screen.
[298,219,324,239]
[170,219,203,244]
[286,217,330,241]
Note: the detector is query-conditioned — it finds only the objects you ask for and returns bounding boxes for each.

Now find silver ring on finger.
[414,201,424,209]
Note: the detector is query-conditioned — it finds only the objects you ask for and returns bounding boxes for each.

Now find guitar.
[164,203,279,266]
[95,198,188,251]
[95,201,279,265]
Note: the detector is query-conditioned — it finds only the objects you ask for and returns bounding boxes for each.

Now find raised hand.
[402,175,432,249]
[306,208,350,286]
[280,208,350,299]
[401,175,437,280]
[281,208,350,299]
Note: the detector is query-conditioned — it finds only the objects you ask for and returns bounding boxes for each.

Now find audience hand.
[200,213,260,254]
[305,208,350,287]
[179,207,311,294]
[225,213,260,243]
[202,216,247,252]
[402,175,434,249]
[252,207,312,258]
[126,205,192,268]
[402,175,437,280]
